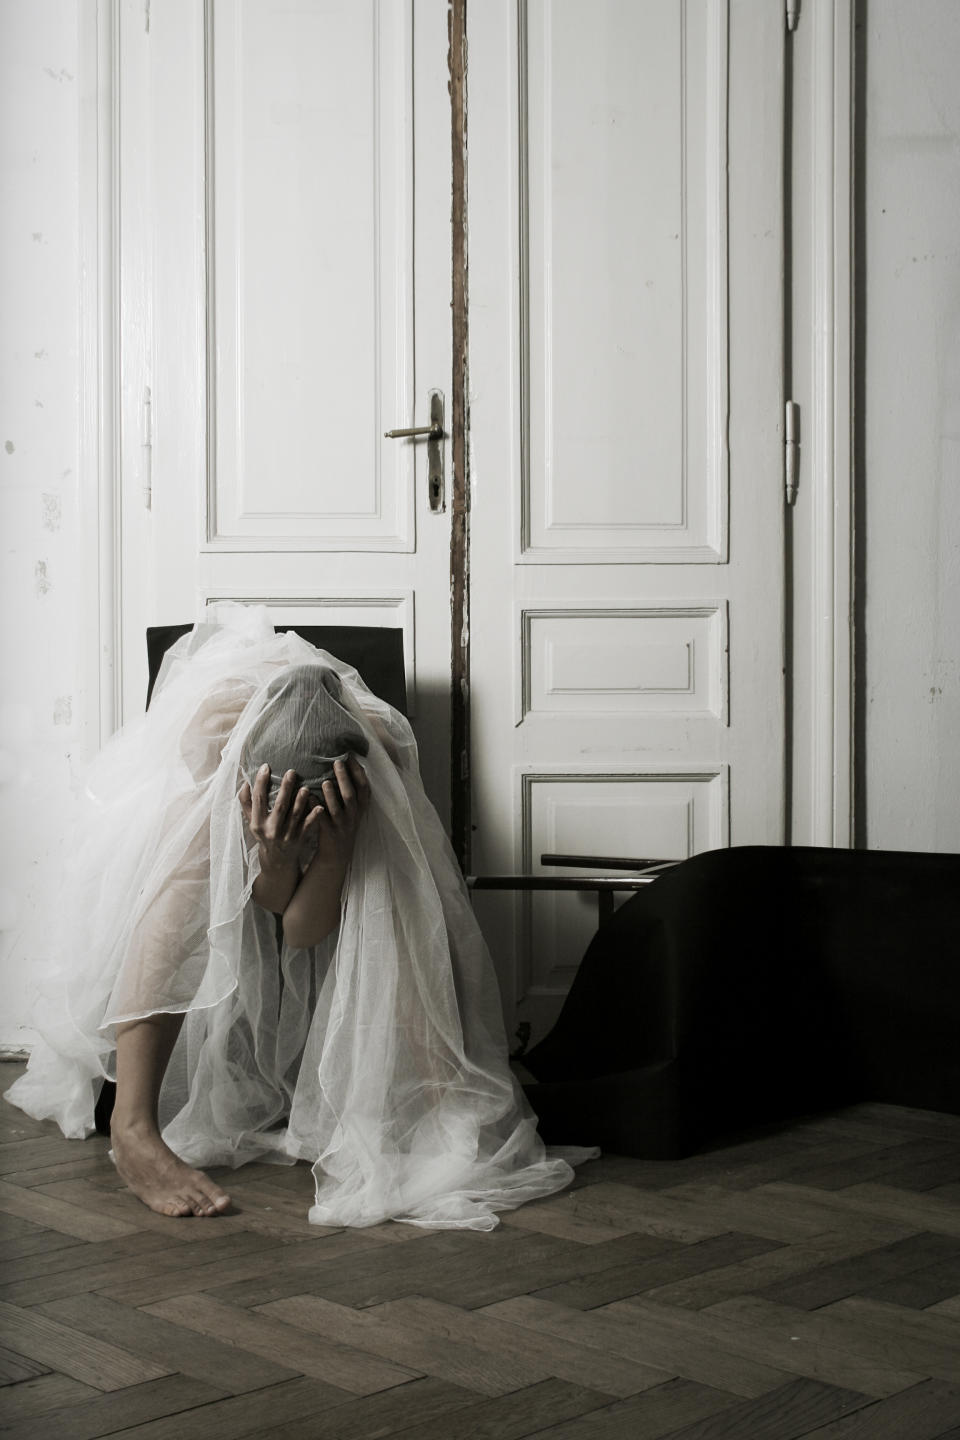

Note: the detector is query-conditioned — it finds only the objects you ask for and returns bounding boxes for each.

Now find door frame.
[787,0,855,847]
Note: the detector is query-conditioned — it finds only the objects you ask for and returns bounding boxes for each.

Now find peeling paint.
[41,494,61,532]
[34,561,51,596]
[34,348,47,360]
[31,232,42,242]
[43,66,74,82]
[4,441,14,455]
[53,696,72,726]
[34,400,44,409]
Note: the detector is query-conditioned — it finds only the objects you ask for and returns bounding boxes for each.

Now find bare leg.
[111,1013,231,1218]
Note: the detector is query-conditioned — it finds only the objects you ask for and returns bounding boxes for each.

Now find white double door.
[120,0,787,1042]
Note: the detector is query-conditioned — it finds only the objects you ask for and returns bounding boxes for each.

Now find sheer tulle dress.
[5,604,598,1229]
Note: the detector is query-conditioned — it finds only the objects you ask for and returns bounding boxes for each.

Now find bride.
[5,603,595,1229]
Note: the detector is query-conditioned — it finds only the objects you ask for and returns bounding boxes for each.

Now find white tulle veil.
[6,603,596,1229]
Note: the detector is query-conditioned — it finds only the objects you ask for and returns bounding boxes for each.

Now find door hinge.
[785,400,800,506]
[142,385,153,510]
[786,0,800,31]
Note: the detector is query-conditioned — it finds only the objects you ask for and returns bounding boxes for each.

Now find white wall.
[0,2,94,1051]
[860,0,960,851]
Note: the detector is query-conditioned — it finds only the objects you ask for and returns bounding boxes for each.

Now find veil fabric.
[5,604,597,1229]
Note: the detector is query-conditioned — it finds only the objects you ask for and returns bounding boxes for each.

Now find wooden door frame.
[787,0,855,846]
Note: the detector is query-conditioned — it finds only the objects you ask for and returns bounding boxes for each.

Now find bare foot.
[111,1117,231,1217]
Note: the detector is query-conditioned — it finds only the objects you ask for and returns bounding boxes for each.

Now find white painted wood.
[519,606,726,722]
[520,768,727,1006]
[116,0,453,814]
[787,0,854,847]
[207,0,415,550]
[859,0,960,852]
[520,0,728,563]
[469,0,788,1040]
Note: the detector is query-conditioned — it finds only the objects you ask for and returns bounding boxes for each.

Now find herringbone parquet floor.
[2,1063,960,1439]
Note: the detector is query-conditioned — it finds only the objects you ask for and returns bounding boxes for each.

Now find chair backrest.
[145,624,407,715]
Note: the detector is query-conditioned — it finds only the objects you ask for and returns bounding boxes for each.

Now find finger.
[251,764,271,829]
[269,769,299,831]
[283,786,310,843]
[301,803,325,840]
[333,758,355,809]
[238,780,252,821]
[321,777,342,820]
[348,755,371,808]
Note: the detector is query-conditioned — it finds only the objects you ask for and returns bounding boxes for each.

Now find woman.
[6,604,596,1229]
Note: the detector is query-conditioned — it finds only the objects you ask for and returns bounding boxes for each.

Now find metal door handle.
[384,422,443,439]
[384,391,445,512]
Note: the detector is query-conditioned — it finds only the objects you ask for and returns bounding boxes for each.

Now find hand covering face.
[240,665,369,809]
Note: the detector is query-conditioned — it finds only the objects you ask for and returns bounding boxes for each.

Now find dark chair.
[93,622,406,1136]
[145,623,407,714]
[517,844,960,1158]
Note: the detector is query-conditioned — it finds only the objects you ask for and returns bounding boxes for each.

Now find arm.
[238,765,325,915]
[282,755,370,949]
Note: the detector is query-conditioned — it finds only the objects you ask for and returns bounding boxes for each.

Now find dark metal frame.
[466,853,682,925]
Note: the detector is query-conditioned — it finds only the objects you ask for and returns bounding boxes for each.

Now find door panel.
[208,0,414,549]
[118,0,452,813]
[469,0,786,1041]
[522,0,727,561]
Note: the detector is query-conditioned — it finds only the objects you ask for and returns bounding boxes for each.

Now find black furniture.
[519,844,960,1159]
[145,623,407,714]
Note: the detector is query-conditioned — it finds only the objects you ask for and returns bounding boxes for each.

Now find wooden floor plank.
[143,1292,424,1395]
[861,1254,960,1309]
[0,1227,83,1264]
[418,1230,702,1313]
[0,1375,228,1440]
[657,1376,870,1440]
[257,1291,556,1396]
[795,1379,960,1439]
[708,1295,960,1386]
[248,1377,624,1440]
[0,1342,49,1385]
[0,1229,275,1307]
[837,1105,960,1141]
[0,1177,139,1243]
[509,1377,738,1440]
[0,1157,116,1190]
[0,1299,172,1391]
[477,1295,792,1398]
[237,1375,489,1440]
[0,1371,99,1425]
[39,1291,307,1396]
[530,1232,780,1310]
[368,1294,673,1398]
[657,1180,913,1244]
[760,1182,960,1238]
[0,1135,111,1177]
[67,1376,354,1440]
[756,1231,960,1311]
[607,1294,924,1398]
[518,1181,729,1244]
[96,1227,398,1307]
[641,1224,916,1313]
[786,1140,960,1193]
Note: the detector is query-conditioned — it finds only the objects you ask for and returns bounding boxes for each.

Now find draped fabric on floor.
[6,604,596,1229]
